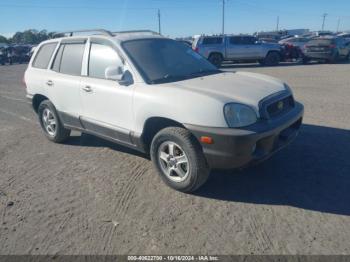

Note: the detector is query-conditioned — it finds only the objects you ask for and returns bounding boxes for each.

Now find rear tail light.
[329,44,336,49]
[22,75,27,88]
[194,47,199,52]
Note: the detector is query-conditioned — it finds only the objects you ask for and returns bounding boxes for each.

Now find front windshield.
[122,38,220,84]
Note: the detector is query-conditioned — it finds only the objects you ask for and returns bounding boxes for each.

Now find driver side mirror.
[105,65,134,86]
[105,65,124,81]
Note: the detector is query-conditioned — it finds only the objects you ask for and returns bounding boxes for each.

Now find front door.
[80,40,134,145]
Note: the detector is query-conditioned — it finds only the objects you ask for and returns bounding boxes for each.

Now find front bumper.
[185,102,304,169]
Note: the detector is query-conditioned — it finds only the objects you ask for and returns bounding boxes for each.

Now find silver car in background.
[192,35,284,67]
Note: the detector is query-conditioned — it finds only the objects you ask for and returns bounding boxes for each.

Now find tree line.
[0,29,63,45]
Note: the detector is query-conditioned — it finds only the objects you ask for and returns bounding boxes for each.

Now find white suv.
[25,29,304,192]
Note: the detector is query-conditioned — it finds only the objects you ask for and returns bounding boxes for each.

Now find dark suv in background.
[304,36,350,63]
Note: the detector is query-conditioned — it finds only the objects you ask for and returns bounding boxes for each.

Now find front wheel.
[38,100,71,143]
[150,127,210,192]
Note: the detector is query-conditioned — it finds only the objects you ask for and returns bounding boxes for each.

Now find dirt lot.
[0,62,349,255]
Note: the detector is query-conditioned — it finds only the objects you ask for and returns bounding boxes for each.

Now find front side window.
[32,42,57,69]
[122,38,220,84]
[59,43,85,76]
[88,43,122,79]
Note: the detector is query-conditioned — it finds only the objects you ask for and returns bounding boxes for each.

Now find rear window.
[58,43,85,76]
[202,37,223,45]
[308,39,334,46]
[32,43,57,69]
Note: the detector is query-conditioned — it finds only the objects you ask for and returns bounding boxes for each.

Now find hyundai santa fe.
[24,29,304,192]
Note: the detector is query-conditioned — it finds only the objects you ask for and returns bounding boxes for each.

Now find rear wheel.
[329,52,340,63]
[208,53,223,68]
[38,100,70,143]
[150,127,210,192]
[302,57,310,64]
[263,52,280,66]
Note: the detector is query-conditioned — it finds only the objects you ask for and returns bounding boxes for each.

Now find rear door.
[226,36,246,59]
[226,36,260,59]
[80,38,134,144]
[48,39,87,127]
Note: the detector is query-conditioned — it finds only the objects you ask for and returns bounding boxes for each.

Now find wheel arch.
[140,117,188,152]
[208,51,224,60]
[266,50,282,59]
[32,94,49,113]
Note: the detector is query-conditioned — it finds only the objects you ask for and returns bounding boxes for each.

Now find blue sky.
[0,0,350,37]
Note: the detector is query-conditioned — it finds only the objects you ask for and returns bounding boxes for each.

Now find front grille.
[259,92,295,119]
[266,95,295,118]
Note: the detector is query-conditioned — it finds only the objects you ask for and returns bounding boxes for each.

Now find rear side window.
[308,39,334,46]
[229,37,242,45]
[32,43,57,69]
[59,43,85,76]
[202,37,223,45]
[241,37,256,45]
[88,43,122,79]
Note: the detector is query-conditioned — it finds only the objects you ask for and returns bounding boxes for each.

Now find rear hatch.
[306,39,335,52]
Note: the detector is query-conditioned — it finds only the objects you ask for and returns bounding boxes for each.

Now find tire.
[302,57,310,64]
[208,53,223,68]
[263,52,280,66]
[38,100,70,143]
[150,127,210,193]
[329,52,340,63]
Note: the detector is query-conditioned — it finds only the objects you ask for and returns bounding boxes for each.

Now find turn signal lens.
[200,136,214,144]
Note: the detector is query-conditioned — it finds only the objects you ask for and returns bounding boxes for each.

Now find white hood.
[171,71,287,111]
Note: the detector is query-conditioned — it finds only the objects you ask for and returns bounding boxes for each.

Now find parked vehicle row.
[0,44,35,65]
[278,35,350,63]
[190,33,350,67]
[303,36,350,63]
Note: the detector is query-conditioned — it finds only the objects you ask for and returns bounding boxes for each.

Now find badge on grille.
[277,101,284,110]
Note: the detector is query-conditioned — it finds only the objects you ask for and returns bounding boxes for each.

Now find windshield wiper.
[151,74,187,84]
[186,69,221,78]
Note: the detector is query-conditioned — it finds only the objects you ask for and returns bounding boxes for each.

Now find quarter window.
[32,43,57,69]
[51,45,64,72]
[88,43,122,79]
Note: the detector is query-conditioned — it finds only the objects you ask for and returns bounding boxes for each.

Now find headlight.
[284,83,292,94]
[224,103,257,128]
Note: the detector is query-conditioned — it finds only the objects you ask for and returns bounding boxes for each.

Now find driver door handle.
[82,86,93,93]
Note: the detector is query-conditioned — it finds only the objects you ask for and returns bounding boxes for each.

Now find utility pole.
[321,13,328,31]
[158,9,161,34]
[222,0,225,35]
[336,17,341,32]
[276,16,280,31]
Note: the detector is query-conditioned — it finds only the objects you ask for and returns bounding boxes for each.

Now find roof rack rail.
[113,30,160,35]
[53,29,113,38]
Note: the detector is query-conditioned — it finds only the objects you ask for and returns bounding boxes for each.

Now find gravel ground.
[0,62,349,255]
